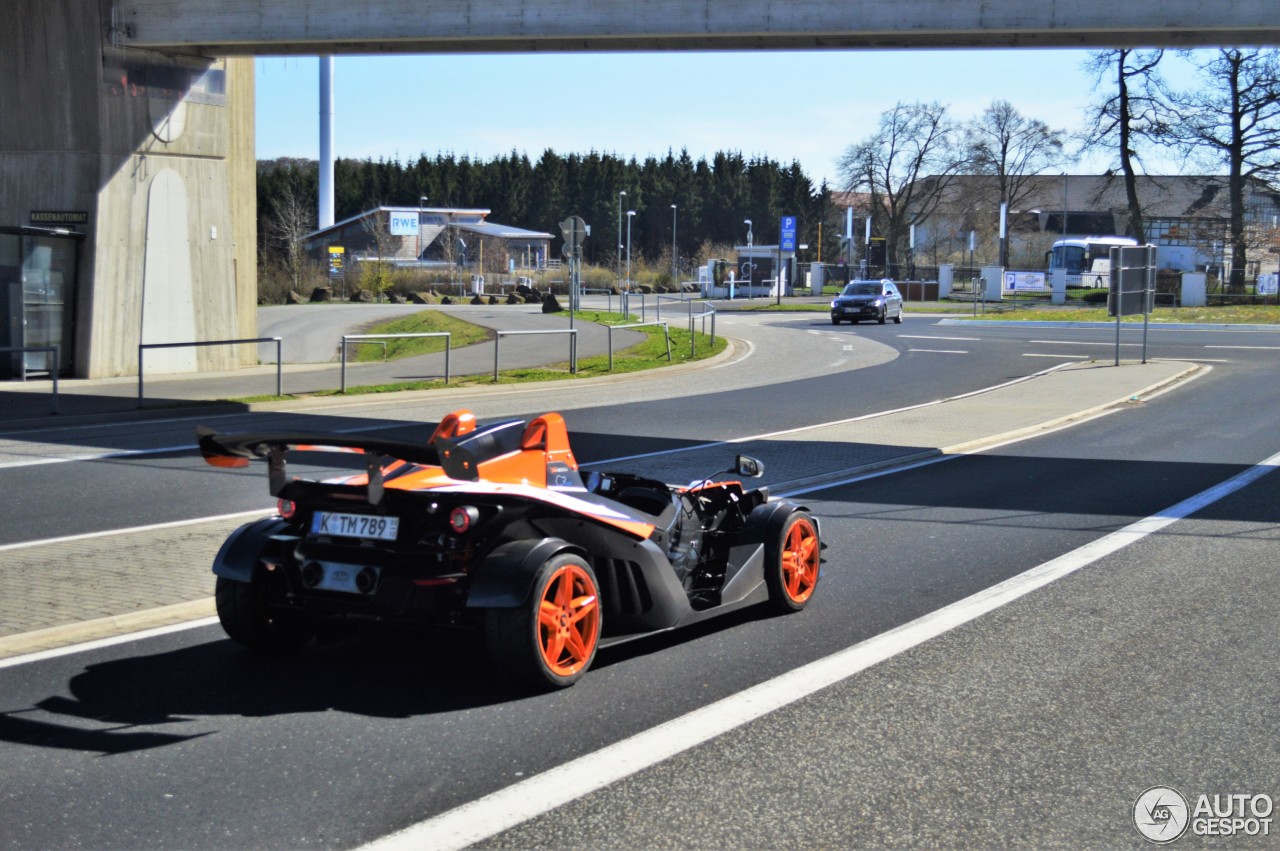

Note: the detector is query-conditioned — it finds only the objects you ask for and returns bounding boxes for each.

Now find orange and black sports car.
[197,409,822,689]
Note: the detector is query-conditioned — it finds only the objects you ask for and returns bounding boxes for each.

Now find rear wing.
[196,409,581,503]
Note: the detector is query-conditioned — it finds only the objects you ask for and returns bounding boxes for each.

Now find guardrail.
[340,332,451,393]
[494,329,577,381]
[656,296,717,357]
[606,321,671,370]
[138,337,281,407]
[0,346,59,414]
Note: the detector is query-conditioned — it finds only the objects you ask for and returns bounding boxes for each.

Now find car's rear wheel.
[765,512,820,613]
[215,575,314,652]
[893,310,903,324]
[486,554,601,689]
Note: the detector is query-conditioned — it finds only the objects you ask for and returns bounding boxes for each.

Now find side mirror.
[735,455,764,478]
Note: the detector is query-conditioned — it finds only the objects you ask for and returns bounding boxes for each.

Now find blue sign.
[780,215,797,251]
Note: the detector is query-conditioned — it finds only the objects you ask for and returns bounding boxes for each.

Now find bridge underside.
[115,0,1279,56]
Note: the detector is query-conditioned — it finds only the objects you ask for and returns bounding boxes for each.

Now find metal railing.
[138,337,281,407]
[606,321,671,370]
[340,332,451,393]
[0,346,59,414]
[656,296,717,357]
[494,329,577,381]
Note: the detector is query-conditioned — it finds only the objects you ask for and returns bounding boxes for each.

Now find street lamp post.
[417,195,428,264]
[744,219,753,299]
[1061,172,1067,239]
[626,210,636,292]
[617,190,627,287]
[671,204,678,282]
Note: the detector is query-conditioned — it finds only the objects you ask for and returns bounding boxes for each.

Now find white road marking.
[0,618,222,670]
[1028,340,1140,346]
[358,449,1280,851]
[1023,353,1088,359]
[907,349,969,354]
[1205,345,1280,350]
[0,509,272,554]
[898,335,979,341]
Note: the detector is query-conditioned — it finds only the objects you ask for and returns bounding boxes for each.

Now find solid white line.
[1023,353,1087,359]
[360,450,1280,851]
[0,617,221,670]
[907,349,969,354]
[0,508,272,553]
[0,444,196,470]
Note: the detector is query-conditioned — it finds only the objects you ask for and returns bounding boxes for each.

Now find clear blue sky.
[254,49,1181,188]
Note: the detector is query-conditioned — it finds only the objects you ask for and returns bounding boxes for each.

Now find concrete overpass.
[3,1,1276,378]
[115,1,1280,54]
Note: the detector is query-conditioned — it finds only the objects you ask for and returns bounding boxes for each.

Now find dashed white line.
[898,335,980,341]
[1028,340,1140,347]
[1205,345,1280,350]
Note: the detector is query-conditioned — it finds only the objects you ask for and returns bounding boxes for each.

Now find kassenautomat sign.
[30,211,89,226]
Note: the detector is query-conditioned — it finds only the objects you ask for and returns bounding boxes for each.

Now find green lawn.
[347,310,492,362]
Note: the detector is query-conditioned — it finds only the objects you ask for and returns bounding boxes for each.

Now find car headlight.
[830,300,839,308]
[873,298,884,306]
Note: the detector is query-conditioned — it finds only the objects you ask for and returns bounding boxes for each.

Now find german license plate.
[311,511,399,541]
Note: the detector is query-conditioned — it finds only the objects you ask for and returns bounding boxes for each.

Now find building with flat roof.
[303,207,555,277]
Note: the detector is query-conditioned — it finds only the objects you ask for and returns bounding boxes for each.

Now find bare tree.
[1081,49,1166,244]
[838,102,967,273]
[358,209,401,301]
[965,100,1068,265]
[266,179,315,294]
[1157,49,1280,291]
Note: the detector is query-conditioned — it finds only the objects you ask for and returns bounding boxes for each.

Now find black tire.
[215,575,313,653]
[893,311,903,324]
[486,553,602,689]
[765,512,821,614]
[877,307,887,324]
[831,317,840,325]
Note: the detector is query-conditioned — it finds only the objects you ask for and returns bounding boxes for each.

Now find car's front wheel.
[831,317,841,325]
[486,553,602,689]
[893,310,903,324]
[877,307,887,324]
[215,575,314,652]
[765,512,821,613]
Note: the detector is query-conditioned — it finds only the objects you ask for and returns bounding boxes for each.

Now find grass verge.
[348,310,491,362]
[224,311,726,402]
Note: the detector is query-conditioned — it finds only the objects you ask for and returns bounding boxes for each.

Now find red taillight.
[277,499,298,520]
[449,505,479,533]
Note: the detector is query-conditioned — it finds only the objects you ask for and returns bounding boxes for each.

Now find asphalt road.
[1,314,1278,849]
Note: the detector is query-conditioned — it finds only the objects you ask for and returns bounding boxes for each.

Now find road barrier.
[606,321,671,370]
[657,296,717,357]
[494,329,577,381]
[340,332,451,393]
[0,346,59,414]
[138,338,281,407]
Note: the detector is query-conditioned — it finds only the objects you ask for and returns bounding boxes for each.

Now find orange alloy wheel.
[537,563,601,677]
[781,517,819,604]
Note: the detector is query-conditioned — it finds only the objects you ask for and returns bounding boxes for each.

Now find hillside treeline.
[257,149,837,270]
